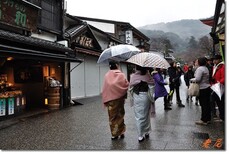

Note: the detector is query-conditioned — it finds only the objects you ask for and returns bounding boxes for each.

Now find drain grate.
[193,132,210,139]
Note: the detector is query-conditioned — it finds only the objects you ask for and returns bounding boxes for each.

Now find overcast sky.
[66,0,217,27]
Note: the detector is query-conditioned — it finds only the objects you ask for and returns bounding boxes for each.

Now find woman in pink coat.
[102,61,129,140]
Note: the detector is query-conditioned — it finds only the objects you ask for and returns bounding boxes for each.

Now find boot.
[177,100,185,107]
[186,96,189,103]
[178,103,185,107]
[190,96,193,103]
[164,98,172,110]
[167,95,173,105]
[164,105,172,110]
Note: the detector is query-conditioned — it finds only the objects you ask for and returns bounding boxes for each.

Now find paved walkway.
[0,76,225,151]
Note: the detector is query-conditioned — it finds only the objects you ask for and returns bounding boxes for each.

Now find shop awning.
[0,29,83,63]
[0,43,82,62]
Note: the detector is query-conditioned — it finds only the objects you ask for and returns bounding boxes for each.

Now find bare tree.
[198,36,213,56]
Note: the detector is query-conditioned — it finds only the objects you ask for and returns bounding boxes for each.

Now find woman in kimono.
[102,61,129,140]
[129,65,154,142]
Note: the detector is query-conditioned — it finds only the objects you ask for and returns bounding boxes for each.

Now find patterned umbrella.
[97,44,140,63]
[126,52,170,69]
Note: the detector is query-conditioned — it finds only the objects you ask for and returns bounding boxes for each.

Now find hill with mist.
[138,19,211,39]
[138,19,212,53]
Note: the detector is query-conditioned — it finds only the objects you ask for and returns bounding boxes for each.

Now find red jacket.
[183,65,189,72]
[212,62,225,85]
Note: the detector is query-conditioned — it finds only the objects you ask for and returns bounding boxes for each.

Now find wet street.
[0,76,225,151]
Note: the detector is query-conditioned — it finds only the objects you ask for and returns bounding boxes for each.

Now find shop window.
[14,66,43,83]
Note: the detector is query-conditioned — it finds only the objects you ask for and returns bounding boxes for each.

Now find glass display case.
[0,74,26,119]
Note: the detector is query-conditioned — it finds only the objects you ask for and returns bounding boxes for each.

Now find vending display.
[8,98,14,115]
[0,99,6,116]
[0,74,25,118]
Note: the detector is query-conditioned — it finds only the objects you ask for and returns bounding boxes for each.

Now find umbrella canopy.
[210,82,225,100]
[126,52,170,69]
[97,44,140,63]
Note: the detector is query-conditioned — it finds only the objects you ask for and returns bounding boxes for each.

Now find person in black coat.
[184,65,194,102]
[167,61,185,107]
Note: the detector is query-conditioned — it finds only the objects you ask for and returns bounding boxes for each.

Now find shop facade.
[64,14,131,99]
[0,0,82,120]
[75,16,151,81]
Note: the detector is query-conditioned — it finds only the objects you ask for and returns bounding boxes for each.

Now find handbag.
[188,82,199,96]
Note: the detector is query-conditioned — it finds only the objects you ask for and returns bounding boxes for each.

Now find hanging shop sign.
[0,0,38,31]
[75,35,94,48]
[125,30,133,45]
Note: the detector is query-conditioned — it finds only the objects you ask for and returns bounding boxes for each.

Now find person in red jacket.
[211,55,225,122]
[183,63,189,73]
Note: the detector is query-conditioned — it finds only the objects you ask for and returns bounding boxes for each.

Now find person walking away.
[102,61,129,140]
[190,57,211,125]
[184,65,194,103]
[129,65,154,142]
[167,61,185,107]
[211,55,225,122]
[152,68,171,110]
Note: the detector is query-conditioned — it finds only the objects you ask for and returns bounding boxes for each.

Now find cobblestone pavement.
[0,76,225,151]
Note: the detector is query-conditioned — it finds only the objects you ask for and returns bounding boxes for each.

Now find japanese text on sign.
[125,30,133,44]
[0,0,37,31]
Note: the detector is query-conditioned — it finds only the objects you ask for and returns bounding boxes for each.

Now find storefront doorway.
[0,57,64,119]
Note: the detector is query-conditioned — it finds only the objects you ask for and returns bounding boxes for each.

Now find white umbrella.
[211,82,225,100]
[97,44,140,63]
[126,52,170,69]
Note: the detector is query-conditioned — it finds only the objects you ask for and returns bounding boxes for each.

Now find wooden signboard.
[0,0,39,31]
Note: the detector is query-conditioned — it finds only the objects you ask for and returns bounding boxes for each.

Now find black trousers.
[169,83,181,102]
[199,87,211,122]
[154,95,169,107]
[211,92,225,121]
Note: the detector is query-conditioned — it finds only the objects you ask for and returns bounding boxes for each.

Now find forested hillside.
[138,19,215,64]
[138,19,211,39]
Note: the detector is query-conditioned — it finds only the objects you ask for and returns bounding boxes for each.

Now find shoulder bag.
[188,82,199,96]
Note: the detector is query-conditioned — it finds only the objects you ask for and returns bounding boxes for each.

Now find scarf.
[212,61,224,77]
[102,69,129,104]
